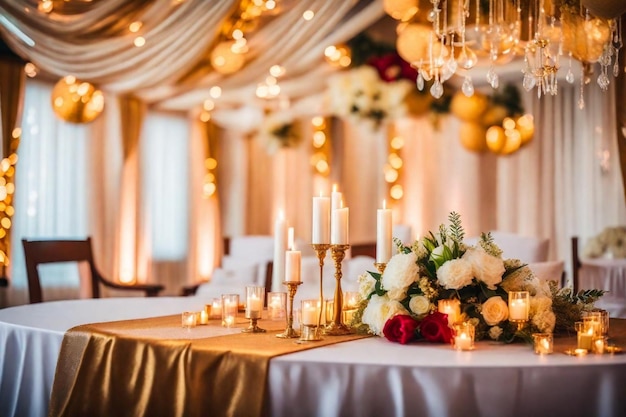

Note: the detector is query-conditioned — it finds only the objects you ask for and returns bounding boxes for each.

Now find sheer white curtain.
[140,111,190,293]
[8,80,90,305]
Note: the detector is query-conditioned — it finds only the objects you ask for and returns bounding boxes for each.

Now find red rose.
[419,312,453,343]
[383,314,419,344]
[367,52,418,83]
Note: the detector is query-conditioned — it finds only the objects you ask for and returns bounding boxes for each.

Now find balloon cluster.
[450,86,533,155]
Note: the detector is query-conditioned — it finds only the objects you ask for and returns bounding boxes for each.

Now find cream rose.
[381,252,420,300]
[361,294,409,336]
[409,295,431,315]
[481,296,509,326]
[488,325,503,340]
[436,258,473,290]
[463,247,505,289]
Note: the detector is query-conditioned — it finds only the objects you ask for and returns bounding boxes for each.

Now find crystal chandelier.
[389,0,625,105]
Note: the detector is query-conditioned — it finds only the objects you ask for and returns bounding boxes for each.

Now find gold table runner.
[49,315,369,417]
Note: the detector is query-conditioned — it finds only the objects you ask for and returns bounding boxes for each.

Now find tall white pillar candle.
[331,207,349,245]
[285,249,302,282]
[330,184,342,211]
[312,194,331,244]
[273,213,287,287]
[287,226,295,250]
[376,200,393,263]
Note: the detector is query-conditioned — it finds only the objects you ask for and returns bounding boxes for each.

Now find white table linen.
[1,298,626,417]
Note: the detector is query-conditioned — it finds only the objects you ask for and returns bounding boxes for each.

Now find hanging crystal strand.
[462,75,474,97]
[578,63,585,110]
[613,18,623,77]
[566,53,574,83]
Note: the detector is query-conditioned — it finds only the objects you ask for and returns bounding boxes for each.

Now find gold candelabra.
[374,262,387,274]
[242,316,265,333]
[276,281,301,339]
[311,243,330,340]
[325,244,352,336]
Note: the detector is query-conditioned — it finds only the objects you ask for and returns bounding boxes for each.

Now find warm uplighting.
[324,44,352,68]
[311,116,331,176]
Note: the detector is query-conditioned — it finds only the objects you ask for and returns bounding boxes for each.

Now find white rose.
[409,295,431,316]
[361,294,409,336]
[436,258,473,290]
[381,252,420,300]
[463,247,505,289]
[357,272,376,299]
[481,296,509,326]
[532,309,556,333]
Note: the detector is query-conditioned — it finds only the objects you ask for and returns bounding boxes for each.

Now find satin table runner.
[49,315,368,417]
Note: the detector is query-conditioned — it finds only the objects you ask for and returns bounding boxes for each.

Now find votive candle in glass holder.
[198,309,209,325]
[267,292,287,320]
[575,321,594,350]
[221,294,239,328]
[508,291,529,321]
[300,299,323,341]
[452,322,475,351]
[532,333,553,354]
[182,311,197,330]
[343,291,359,324]
[438,299,461,327]
[245,286,265,319]
[209,298,222,319]
[592,336,608,354]
[582,311,602,336]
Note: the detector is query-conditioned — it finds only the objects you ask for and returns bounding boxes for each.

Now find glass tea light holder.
[198,308,209,325]
[181,311,197,331]
[342,291,360,325]
[575,321,594,351]
[452,322,475,351]
[592,335,608,354]
[438,299,461,327]
[221,294,239,328]
[243,286,266,333]
[208,298,222,319]
[582,310,604,336]
[508,291,529,330]
[300,299,323,341]
[267,291,287,321]
[532,333,553,354]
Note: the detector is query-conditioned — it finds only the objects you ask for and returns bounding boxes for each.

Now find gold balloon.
[481,105,508,127]
[516,114,534,145]
[210,41,246,74]
[404,89,433,117]
[561,9,611,63]
[581,0,626,19]
[450,91,489,122]
[486,126,506,154]
[396,24,447,66]
[501,129,522,155]
[384,0,418,21]
[51,76,104,124]
[459,122,487,153]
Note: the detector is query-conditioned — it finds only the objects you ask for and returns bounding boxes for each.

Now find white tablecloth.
[580,258,626,318]
[1,297,626,417]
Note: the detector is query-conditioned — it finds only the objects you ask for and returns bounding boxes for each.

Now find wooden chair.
[351,242,376,259]
[22,237,164,304]
[571,236,582,293]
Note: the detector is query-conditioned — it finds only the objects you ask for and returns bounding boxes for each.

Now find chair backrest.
[22,237,102,303]
[572,236,582,293]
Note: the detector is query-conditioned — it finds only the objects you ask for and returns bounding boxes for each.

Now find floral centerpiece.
[583,226,626,259]
[258,113,301,155]
[352,212,603,344]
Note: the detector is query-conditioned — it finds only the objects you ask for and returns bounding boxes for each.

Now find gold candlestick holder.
[242,316,266,333]
[276,281,302,339]
[325,244,352,336]
[312,243,330,339]
[510,319,528,332]
[374,262,387,274]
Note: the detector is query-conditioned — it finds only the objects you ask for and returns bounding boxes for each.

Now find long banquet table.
[1,297,626,417]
